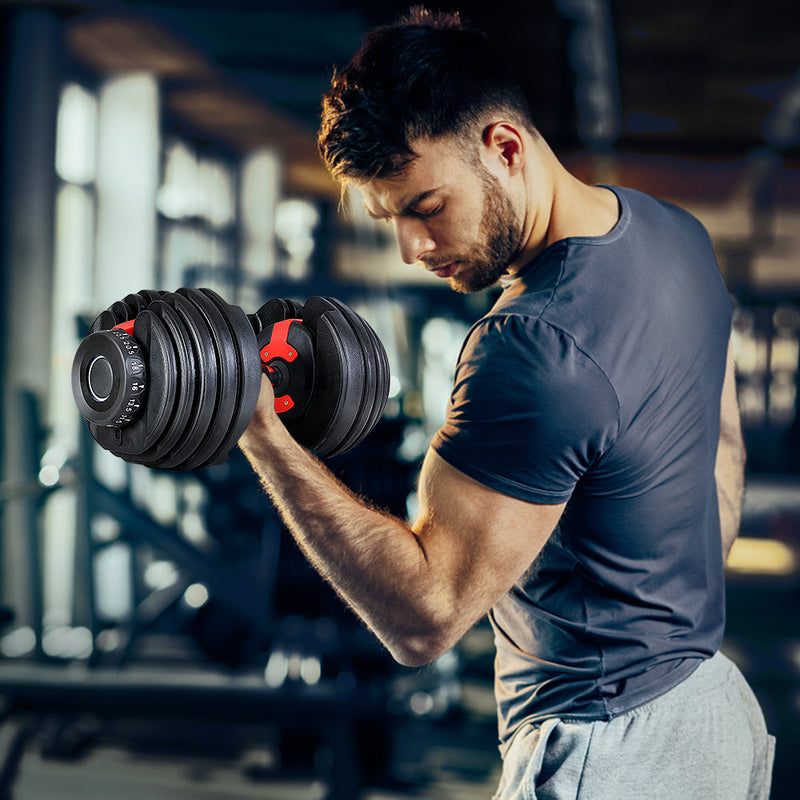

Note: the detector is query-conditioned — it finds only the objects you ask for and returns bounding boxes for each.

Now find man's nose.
[394,217,435,265]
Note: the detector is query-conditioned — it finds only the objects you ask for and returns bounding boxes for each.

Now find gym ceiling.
[8,0,800,197]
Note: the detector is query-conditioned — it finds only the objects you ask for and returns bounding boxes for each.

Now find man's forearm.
[239,412,443,665]
[716,430,745,562]
[716,340,746,562]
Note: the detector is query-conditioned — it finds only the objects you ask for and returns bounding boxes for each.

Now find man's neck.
[547,172,620,246]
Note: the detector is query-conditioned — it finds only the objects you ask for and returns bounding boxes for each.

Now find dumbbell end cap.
[71,328,147,428]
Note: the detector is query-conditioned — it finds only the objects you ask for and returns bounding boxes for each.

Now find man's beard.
[449,171,523,294]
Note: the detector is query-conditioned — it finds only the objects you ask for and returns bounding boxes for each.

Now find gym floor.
[0,668,503,800]
[11,735,501,800]
[5,696,502,800]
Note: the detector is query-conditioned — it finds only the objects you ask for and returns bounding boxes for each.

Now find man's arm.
[716,338,746,562]
[239,375,564,667]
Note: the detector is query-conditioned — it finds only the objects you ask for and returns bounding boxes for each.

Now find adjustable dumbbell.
[71,287,390,470]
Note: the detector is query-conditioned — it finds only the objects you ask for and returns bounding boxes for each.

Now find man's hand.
[239,373,280,451]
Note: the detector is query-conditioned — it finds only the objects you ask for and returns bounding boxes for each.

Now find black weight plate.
[284,298,305,318]
[345,323,388,451]
[116,296,142,321]
[279,301,334,451]
[198,287,261,466]
[130,309,179,455]
[123,293,149,318]
[88,309,177,461]
[296,297,364,456]
[340,305,390,453]
[138,289,165,306]
[110,300,133,325]
[177,287,239,469]
[136,299,198,467]
[88,309,120,335]
[157,292,219,470]
[249,298,293,336]
[126,290,166,316]
[88,289,164,335]
[351,303,391,443]
[247,313,261,337]
[278,328,337,452]
[323,298,381,456]
[314,299,375,456]
[327,298,390,454]
[316,312,364,456]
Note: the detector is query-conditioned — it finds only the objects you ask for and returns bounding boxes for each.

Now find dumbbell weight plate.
[82,291,188,467]
[88,309,119,335]
[249,298,295,335]
[328,298,390,455]
[136,299,198,468]
[284,298,305,319]
[323,298,387,456]
[176,287,241,470]
[322,301,375,457]
[358,306,391,444]
[198,287,261,467]
[122,293,148,318]
[109,300,135,326]
[128,310,178,456]
[296,297,365,457]
[86,290,166,337]
[248,298,306,336]
[86,310,177,461]
[365,315,391,437]
[340,308,389,455]
[156,292,219,471]
[122,290,165,319]
[137,289,165,306]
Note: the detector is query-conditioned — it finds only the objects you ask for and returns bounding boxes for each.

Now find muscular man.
[240,8,774,798]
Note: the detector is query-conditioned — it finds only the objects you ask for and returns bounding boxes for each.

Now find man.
[240,7,775,798]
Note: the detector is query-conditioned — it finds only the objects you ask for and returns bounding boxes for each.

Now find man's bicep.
[413,449,565,617]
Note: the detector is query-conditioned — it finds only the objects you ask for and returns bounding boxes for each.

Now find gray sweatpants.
[493,651,775,800]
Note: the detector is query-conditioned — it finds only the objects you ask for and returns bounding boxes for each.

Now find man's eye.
[413,205,442,220]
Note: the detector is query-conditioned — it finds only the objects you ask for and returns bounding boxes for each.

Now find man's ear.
[481,122,525,177]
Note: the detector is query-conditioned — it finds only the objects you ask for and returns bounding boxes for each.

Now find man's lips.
[427,261,459,279]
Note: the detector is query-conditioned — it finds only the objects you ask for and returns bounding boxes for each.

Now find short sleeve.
[431,315,619,504]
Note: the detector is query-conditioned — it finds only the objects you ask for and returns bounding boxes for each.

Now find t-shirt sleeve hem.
[431,434,574,505]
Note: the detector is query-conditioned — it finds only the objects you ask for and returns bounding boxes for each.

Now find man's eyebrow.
[362,188,442,220]
[400,188,441,215]
[362,203,385,220]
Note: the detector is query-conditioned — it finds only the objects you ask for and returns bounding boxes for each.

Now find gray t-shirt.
[432,186,732,747]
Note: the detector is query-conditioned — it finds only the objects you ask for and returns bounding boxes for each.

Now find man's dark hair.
[318,6,537,185]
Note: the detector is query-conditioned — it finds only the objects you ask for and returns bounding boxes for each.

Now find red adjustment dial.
[257,318,315,417]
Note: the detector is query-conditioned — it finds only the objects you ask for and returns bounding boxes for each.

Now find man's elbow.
[375,581,471,667]
[386,629,457,668]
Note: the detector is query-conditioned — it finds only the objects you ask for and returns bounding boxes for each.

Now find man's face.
[355,137,524,293]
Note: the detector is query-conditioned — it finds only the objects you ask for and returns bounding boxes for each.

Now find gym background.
[0,1,798,798]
